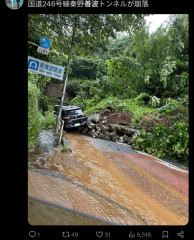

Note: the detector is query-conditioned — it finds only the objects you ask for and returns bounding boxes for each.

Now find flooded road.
[28,131,188,225]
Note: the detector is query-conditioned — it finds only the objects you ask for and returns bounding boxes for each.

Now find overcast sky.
[145,14,171,33]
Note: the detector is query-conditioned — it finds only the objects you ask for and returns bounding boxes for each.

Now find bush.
[134,93,150,105]
[28,73,42,148]
[70,95,88,110]
[42,110,56,129]
[28,111,43,149]
[66,78,81,97]
[132,120,189,164]
[158,97,188,116]
[149,96,160,107]
[28,72,56,149]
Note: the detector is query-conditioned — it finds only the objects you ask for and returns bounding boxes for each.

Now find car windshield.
[65,109,83,116]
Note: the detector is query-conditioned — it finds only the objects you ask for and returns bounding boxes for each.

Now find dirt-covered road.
[28,131,188,225]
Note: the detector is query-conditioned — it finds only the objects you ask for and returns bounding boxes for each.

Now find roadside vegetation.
[28,14,189,164]
[28,72,56,149]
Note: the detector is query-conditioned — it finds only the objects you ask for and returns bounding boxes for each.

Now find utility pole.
[55,57,71,133]
[55,16,76,133]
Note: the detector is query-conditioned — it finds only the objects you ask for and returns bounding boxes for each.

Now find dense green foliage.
[71,95,157,123]
[28,72,56,148]
[28,14,146,63]
[28,14,146,148]
[132,120,189,163]
[69,14,189,164]
[28,14,189,163]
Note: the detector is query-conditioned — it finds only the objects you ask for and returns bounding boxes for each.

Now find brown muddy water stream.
[28,130,188,225]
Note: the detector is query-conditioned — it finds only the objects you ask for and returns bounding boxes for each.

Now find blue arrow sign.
[40,37,51,49]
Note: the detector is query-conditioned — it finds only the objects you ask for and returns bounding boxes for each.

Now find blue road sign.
[28,56,65,80]
[28,58,39,71]
[40,38,51,49]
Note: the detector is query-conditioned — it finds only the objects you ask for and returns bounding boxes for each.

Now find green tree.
[28,14,146,59]
[28,14,147,130]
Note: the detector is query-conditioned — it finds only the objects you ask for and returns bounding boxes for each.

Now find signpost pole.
[55,57,71,133]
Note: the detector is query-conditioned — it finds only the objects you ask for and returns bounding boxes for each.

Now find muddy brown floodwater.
[28,131,188,225]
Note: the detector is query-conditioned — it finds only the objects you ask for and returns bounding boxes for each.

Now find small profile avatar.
[5,0,24,9]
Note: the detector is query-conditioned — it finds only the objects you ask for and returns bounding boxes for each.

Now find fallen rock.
[92,132,99,138]
[119,136,124,143]
[88,113,100,124]
[100,126,109,135]
[109,132,117,142]
[105,131,111,141]
[127,138,132,145]
[123,135,129,143]
[108,124,124,135]
[79,110,139,146]
[124,127,139,137]
[87,122,96,130]
[99,132,106,140]
[95,125,101,133]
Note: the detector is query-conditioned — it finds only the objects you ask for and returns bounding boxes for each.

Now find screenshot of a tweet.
[2,1,191,239]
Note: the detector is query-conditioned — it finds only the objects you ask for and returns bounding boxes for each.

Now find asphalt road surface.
[28,132,188,225]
